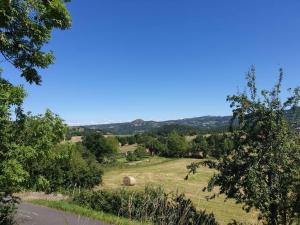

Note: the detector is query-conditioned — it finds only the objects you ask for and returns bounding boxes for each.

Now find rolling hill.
[81,116,232,134]
[74,106,300,135]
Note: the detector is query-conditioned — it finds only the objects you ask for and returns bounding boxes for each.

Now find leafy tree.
[0,78,27,195]
[154,124,198,136]
[0,0,71,193]
[222,135,234,157]
[126,146,148,162]
[0,1,71,223]
[145,138,167,155]
[44,143,102,191]
[105,137,119,155]
[188,67,300,224]
[192,135,209,158]
[135,133,154,144]
[126,151,138,162]
[127,136,136,145]
[118,136,128,146]
[14,110,67,189]
[82,133,118,162]
[166,131,188,157]
[0,0,71,84]
[134,146,148,159]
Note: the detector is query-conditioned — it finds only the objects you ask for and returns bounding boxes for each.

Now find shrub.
[82,133,119,162]
[73,185,218,225]
[42,143,103,191]
[134,146,148,158]
[0,195,19,225]
[126,151,139,162]
[166,131,188,157]
[126,146,148,162]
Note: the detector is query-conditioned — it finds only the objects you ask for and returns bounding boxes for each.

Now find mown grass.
[29,199,151,225]
[119,144,137,153]
[100,157,259,225]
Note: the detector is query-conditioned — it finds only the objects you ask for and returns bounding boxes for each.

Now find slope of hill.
[82,116,232,134]
[75,107,300,135]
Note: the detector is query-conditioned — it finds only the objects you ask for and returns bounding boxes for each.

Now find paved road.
[17,203,110,225]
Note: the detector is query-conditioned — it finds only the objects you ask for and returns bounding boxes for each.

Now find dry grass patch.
[120,144,138,153]
[99,157,259,225]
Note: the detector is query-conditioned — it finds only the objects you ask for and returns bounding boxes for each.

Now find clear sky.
[4,0,300,125]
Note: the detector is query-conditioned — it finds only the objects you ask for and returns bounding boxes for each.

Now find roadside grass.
[29,199,151,225]
[100,157,259,225]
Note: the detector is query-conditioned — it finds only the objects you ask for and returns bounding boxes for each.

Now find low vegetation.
[73,185,218,225]
[101,157,258,224]
[29,199,150,225]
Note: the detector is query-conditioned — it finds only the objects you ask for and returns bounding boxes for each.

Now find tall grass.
[73,185,218,225]
[29,199,149,225]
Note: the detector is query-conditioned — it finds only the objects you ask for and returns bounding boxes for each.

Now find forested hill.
[80,116,232,134]
[76,107,300,135]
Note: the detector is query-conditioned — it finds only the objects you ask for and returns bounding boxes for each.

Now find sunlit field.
[100,156,259,225]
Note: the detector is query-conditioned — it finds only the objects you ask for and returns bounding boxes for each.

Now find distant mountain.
[82,115,232,135]
[76,107,300,135]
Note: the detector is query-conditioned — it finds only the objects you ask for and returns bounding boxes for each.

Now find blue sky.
[4,0,300,125]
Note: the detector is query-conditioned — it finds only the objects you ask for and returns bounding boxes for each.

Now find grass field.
[120,143,138,153]
[100,157,259,225]
[29,200,151,225]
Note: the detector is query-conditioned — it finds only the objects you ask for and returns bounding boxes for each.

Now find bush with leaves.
[126,146,149,162]
[165,131,189,157]
[187,67,300,225]
[42,143,103,192]
[190,135,209,158]
[0,195,19,225]
[82,133,119,163]
[73,185,218,225]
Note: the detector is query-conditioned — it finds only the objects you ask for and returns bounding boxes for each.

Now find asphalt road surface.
[17,203,110,225]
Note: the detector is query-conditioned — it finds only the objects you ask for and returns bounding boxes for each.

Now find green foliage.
[127,136,136,145]
[9,110,67,190]
[188,67,300,224]
[0,159,28,194]
[43,143,102,191]
[154,124,199,136]
[0,78,27,194]
[84,117,232,135]
[188,133,235,160]
[73,185,218,225]
[82,133,119,163]
[126,151,139,161]
[135,133,155,145]
[145,138,167,155]
[134,146,148,158]
[117,136,128,146]
[66,127,100,140]
[191,135,209,158]
[105,137,119,155]
[166,131,188,157]
[126,146,148,161]
[0,99,95,193]
[0,194,19,225]
[28,199,150,225]
[0,0,71,84]
[0,1,71,223]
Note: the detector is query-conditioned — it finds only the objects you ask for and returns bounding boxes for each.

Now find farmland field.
[100,157,259,225]
[119,143,138,153]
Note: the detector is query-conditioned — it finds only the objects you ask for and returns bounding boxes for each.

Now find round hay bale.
[123,176,136,186]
